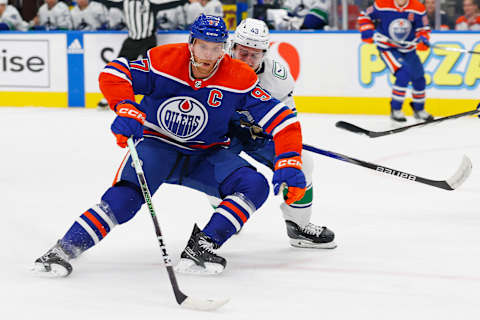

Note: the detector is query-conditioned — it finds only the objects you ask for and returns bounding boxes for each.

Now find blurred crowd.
[0,0,478,31]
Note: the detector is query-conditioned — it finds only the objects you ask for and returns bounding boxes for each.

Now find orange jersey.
[98,43,301,155]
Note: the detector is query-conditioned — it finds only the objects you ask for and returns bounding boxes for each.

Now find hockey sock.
[391,68,409,110]
[203,194,255,246]
[203,167,268,245]
[60,203,118,258]
[411,77,426,110]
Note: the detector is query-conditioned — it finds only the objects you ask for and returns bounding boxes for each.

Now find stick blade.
[180,296,229,311]
[446,155,473,190]
[335,121,372,137]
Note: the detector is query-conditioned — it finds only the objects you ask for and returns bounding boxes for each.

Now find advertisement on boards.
[0,39,49,88]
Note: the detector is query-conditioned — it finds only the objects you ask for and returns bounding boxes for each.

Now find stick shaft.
[126,138,187,305]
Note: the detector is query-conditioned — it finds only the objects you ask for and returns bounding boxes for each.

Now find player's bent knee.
[101,180,145,224]
[220,166,269,209]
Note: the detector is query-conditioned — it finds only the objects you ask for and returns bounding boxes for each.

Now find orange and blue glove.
[272,152,306,205]
[358,20,375,44]
[111,99,146,148]
[415,31,430,51]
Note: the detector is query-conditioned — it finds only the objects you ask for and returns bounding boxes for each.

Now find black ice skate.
[175,224,226,275]
[390,109,407,122]
[33,240,73,277]
[410,103,434,121]
[97,98,109,110]
[286,220,337,249]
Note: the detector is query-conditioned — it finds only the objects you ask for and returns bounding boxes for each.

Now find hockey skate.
[175,224,226,275]
[33,240,73,277]
[286,220,337,249]
[410,102,433,121]
[97,98,109,110]
[390,109,407,123]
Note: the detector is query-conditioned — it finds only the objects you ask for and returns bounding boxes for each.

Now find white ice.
[1,107,480,319]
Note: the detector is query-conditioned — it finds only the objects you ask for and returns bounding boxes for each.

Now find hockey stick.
[302,144,472,191]
[373,33,480,55]
[245,127,471,190]
[336,104,480,138]
[127,137,229,311]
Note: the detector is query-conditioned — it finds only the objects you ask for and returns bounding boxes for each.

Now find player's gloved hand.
[111,100,146,148]
[272,152,306,205]
[360,29,374,43]
[415,32,430,51]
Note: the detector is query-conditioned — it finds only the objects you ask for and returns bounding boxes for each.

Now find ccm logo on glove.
[117,106,146,123]
[275,157,302,170]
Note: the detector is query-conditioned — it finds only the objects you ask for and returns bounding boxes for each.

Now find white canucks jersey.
[204,0,223,18]
[157,1,224,30]
[0,5,28,31]
[257,56,296,112]
[37,1,73,30]
[71,1,109,30]
[157,6,185,30]
[283,0,329,18]
[107,7,126,30]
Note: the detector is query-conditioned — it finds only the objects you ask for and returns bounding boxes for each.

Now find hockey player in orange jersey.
[34,15,307,276]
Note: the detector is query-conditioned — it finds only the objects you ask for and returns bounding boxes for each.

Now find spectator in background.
[157,0,223,30]
[31,0,73,30]
[0,0,28,30]
[71,0,109,30]
[107,5,126,30]
[267,0,330,30]
[17,0,43,21]
[456,0,480,30]
[425,0,452,30]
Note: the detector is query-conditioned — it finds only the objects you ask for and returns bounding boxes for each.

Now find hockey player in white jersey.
[157,0,223,30]
[268,0,330,30]
[0,0,28,31]
[32,0,73,30]
[205,18,336,250]
[71,0,109,30]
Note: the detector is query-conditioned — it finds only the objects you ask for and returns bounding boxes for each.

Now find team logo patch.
[388,19,412,43]
[157,97,208,139]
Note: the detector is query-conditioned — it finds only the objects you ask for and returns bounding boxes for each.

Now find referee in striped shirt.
[103,0,187,60]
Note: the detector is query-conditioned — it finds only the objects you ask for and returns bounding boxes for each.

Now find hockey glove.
[111,100,146,148]
[359,21,375,43]
[415,31,430,51]
[272,152,306,205]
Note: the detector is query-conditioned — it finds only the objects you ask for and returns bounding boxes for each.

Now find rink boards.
[0,30,478,115]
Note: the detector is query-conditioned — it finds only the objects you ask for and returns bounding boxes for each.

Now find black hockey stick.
[336,105,480,138]
[127,137,229,311]
[302,144,472,191]
[247,128,471,191]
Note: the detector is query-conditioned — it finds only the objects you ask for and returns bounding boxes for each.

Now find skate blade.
[174,259,224,275]
[32,262,70,277]
[289,239,338,249]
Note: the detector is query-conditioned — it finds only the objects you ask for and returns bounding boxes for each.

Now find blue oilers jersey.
[359,0,430,52]
[99,43,298,154]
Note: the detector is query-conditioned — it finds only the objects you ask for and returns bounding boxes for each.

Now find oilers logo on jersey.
[389,19,412,42]
[157,97,208,140]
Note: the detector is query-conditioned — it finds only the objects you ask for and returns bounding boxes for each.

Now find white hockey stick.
[127,137,229,311]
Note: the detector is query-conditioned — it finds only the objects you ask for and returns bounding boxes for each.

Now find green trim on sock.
[283,186,313,205]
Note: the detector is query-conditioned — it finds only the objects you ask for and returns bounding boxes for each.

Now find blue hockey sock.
[203,167,268,246]
[60,202,117,258]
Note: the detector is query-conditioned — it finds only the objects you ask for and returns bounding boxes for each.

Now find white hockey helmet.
[231,18,270,51]
[0,0,7,5]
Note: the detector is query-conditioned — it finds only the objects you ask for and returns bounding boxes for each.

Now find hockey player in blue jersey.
[34,14,307,276]
[358,0,434,123]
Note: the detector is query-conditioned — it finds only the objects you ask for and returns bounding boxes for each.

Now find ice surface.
[1,108,479,319]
